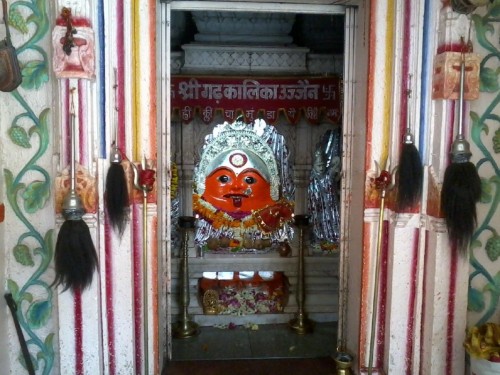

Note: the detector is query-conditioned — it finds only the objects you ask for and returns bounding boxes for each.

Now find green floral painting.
[468,2,500,326]
[2,0,54,374]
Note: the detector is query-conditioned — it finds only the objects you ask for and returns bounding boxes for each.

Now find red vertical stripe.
[105,222,116,374]
[133,204,143,374]
[74,289,84,375]
[405,229,420,374]
[376,220,389,368]
[419,231,429,375]
[399,0,412,142]
[151,216,159,374]
[446,245,458,375]
[64,81,71,166]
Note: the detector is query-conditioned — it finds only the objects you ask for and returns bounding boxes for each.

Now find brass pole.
[289,214,314,334]
[173,216,199,338]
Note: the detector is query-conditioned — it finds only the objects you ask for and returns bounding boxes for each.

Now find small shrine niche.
[169,9,343,330]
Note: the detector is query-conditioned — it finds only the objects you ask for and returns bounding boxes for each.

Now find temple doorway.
[157,1,366,364]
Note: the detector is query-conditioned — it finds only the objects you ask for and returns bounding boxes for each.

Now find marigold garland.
[171,162,178,199]
[193,194,257,230]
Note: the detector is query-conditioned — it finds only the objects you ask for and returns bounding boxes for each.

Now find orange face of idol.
[202,166,275,214]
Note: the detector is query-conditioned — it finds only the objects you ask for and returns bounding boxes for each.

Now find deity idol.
[193,118,294,252]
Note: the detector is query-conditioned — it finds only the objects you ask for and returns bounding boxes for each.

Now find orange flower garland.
[193,194,294,234]
[193,194,257,230]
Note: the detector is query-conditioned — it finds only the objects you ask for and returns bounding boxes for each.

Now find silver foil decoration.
[307,128,341,247]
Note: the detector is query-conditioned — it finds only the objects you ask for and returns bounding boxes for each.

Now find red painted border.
[105,221,116,374]
[74,289,84,375]
[405,229,420,374]
[133,204,143,372]
[446,244,458,375]
[64,81,71,166]
[376,220,389,368]
[419,231,429,375]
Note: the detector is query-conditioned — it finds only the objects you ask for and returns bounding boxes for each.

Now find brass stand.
[173,216,199,339]
[334,352,354,375]
[289,214,314,334]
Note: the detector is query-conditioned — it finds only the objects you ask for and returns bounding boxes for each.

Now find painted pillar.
[359,0,469,374]
[0,0,57,374]
[53,0,159,374]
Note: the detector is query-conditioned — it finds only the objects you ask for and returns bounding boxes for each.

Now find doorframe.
[156,0,369,366]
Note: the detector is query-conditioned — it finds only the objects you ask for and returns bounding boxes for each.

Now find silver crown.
[195,120,280,201]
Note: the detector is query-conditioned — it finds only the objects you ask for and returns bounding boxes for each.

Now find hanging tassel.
[440,50,481,254]
[104,71,129,236]
[105,145,128,236]
[54,210,98,291]
[397,141,423,209]
[397,78,423,210]
[54,88,98,292]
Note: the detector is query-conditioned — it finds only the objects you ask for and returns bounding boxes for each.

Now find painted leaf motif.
[43,333,55,355]
[483,272,500,296]
[7,279,19,299]
[22,292,33,304]
[470,111,488,146]
[479,66,499,93]
[486,235,500,262]
[472,15,496,53]
[471,239,482,250]
[21,60,49,90]
[468,287,485,312]
[27,300,52,329]
[488,3,500,17]
[494,128,500,154]
[8,126,32,148]
[13,244,34,267]
[22,180,50,213]
[9,8,29,34]
[41,229,55,261]
[480,178,493,204]
[34,108,51,155]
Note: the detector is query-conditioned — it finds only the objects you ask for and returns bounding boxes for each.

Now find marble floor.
[171,321,337,361]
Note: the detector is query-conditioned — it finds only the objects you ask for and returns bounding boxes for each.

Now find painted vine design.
[3,0,54,374]
[468,3,500,326]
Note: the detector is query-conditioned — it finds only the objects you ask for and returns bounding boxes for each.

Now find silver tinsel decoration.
[308,128,341,246]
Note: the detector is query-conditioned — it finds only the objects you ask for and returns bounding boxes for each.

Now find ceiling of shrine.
[171,11,345,54]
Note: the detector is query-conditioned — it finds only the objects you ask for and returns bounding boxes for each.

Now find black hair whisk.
[105,70,129,236]
[397,76,423,211]
[54,88,98,292]
[440,49,481,254]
